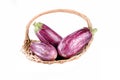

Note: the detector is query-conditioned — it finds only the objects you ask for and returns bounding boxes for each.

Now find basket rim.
[24,9,93,41]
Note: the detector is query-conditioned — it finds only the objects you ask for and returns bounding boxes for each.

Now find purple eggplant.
[58,27,92,58]
[34,22,62,47]
[30,42,57,61]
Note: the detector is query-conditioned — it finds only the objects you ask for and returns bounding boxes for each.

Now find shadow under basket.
[22,9,95,64]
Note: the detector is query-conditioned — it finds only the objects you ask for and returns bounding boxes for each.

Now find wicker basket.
[22,9,94,64]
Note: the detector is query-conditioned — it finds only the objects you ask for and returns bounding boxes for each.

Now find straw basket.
[22,9,95,64]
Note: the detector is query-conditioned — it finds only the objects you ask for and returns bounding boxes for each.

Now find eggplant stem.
[92,28,97,35]
[33,22,43,33]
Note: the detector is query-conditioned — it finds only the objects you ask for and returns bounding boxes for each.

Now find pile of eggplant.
[30,22,92,61]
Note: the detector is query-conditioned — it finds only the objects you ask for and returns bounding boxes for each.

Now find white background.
[0,0,120,80]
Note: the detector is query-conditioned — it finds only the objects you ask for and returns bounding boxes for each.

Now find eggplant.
[30,42,57,61]
[34,22,62,47]
[58,27,92,58]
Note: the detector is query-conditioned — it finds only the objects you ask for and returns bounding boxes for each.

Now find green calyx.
[91,28,97,35]
[33,22,43,33]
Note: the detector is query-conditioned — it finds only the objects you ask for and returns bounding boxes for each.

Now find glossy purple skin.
[35,23,62,47]
[58,27,92,58]
[30,42,57,61]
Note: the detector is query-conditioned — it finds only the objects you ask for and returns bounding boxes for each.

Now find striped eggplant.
[30,42,57,61]
[58,27,92,58]
[34,22,62,47]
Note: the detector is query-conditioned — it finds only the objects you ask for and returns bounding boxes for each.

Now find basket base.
[22,38,93,64]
